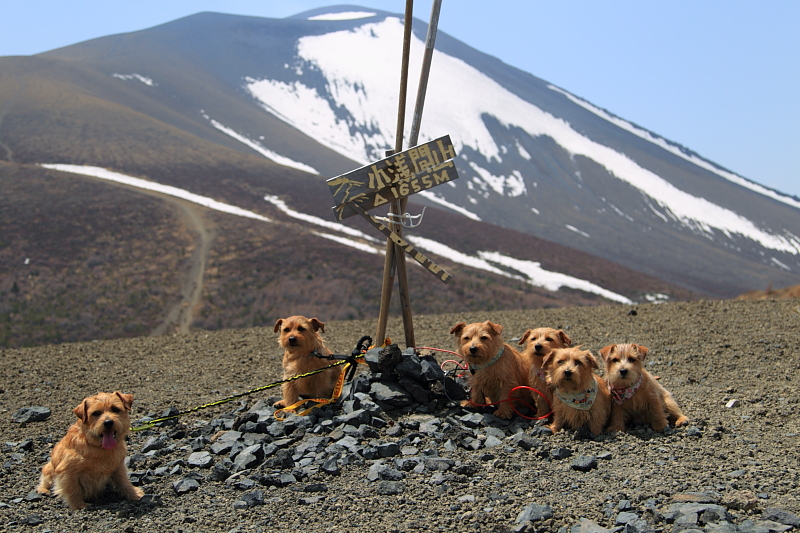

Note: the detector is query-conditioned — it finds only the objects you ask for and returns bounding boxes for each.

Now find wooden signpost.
[327,135,458,284]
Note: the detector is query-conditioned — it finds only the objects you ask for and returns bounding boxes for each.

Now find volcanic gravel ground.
[1,299,800,532]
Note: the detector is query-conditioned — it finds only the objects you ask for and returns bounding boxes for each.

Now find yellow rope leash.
[273,357,368,420]
[129,355,363,432]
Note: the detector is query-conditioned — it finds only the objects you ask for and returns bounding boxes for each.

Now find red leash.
[423,347,553,421]
[468,385,552,421]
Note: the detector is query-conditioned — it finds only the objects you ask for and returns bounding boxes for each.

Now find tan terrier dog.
[543,347,610,435]
[519,327,573,417]
[600,343,689,431]
[37,391,143,510]
[450,320,529,419]
[273,316,339,409]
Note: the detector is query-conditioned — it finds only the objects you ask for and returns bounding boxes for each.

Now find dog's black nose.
[288,335,298,345]
[564,369,573,377]
[103,419,114,428]
[469,345,478,354]
[620,368,628,377]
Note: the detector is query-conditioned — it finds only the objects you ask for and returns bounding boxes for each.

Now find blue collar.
[469,346,505,374]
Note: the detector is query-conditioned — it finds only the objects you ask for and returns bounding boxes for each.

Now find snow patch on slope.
[417,190,481,221]
[40,164,271,222]
[469,162,527,197]
[407,236,633,304]
[307,11,376,21]
[202,111,319,174]
[548,85,800,212]
[478,250,633,304]
[263,195,377,241]
[312,232,381,254]
[112,73,156,86]
[264,194,626,302]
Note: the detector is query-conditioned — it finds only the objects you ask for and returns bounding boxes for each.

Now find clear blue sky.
[2,1,798,199]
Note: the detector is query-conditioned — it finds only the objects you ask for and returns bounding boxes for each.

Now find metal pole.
[408,0,442,147]
[376,0,444,349]
[376,0,415,348]
[395,0,443,344]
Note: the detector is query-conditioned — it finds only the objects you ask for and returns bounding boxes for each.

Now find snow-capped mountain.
[238,6,800,298]
[5,5,800,303]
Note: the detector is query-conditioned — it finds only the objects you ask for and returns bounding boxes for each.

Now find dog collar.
[555,381,598,411]
[469,346,505,375]
[609,373,643,405]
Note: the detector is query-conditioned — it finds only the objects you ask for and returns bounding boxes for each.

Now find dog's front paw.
[460,399,472,408]
[673,415,689,427]
[493,406,513,419]
[651,420,668,432]
[589,422,606,435]
[130,487,144,500]
[67,500,88,511]
[273,400,286,408]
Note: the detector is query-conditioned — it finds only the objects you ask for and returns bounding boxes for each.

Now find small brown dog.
[543,347,610,435]
[600,343,689,431]
[37,391,143,510]
[450,320,529,419]
[519,327,572,417]
[273,316,339,409]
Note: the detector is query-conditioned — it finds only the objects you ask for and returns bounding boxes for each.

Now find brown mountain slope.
[0,160,701,348]
[0,54,358,176]
[0,163,193,346]
[0,56,247,168]
[737,283,800,300]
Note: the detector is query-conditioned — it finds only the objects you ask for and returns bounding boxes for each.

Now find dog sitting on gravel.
[518,327,573,418]
[37,391,143,510]
[600,343,689,432]
[273,315,339,409]
[543,347,610,435]
[450,320,530,419]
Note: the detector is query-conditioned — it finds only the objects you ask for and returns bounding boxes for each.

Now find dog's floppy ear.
[449,322,466,336]
[73,399,89,424]
[115,391,134,412]
[633,343,649,360]
[273,319,284,333]
[599,344,615,361]
[541,348,558,370]
[309,318,325,333]
[558,330,573,347]
[584,350,599,370]
[486,321,504,336]
[518,329,532,345]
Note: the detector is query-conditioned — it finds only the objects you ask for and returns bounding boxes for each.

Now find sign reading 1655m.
[327,135,460,220]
